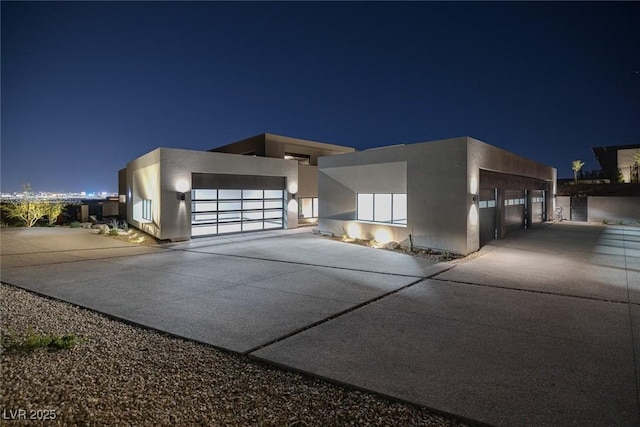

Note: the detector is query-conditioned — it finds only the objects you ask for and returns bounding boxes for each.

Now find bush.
[69,221,82,228]
[2,328,77,351]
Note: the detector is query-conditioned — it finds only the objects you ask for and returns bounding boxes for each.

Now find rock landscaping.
[1,283,466,426]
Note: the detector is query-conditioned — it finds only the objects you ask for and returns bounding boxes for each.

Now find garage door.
[191,189,284,237]
[530,190,545,224]
[479,188,497,245]
[504,190,526,233]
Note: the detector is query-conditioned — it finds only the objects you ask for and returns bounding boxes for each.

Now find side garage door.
[504,190,526,234]
[479,188,497,246]
[530,190,545,224]
[191,189,284,237]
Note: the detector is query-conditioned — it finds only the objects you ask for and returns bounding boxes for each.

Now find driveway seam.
[430,276,634,305]
[171,247,437,278]
[244,267,454,355]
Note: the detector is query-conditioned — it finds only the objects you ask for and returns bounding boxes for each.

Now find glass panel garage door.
[191,189,284,237]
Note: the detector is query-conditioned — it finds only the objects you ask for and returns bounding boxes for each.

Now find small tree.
[1,198,47,227]
[572,160,585,196]
[44,201,66,225]
[0,184,64,227]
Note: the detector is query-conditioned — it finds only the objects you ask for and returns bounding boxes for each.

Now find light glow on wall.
[469,204,478,226]
[288,198,298,213]
[470,175,478,195]
[347,222,361,239]
[374,228,393,244]
[176,179,190,193]
[288,182,298,194]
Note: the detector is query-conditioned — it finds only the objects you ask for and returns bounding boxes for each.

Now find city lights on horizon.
[0,190,119,201]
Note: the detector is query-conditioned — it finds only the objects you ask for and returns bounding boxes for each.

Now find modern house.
[317,137,556,255]
[120,134,556,255]
[119,134,353,241]
[592,144,640,183]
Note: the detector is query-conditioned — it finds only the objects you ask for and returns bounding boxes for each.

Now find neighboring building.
[120,134,556,255]
[119,134,354,241]
[317,137,556,255]
[592,144,640,183]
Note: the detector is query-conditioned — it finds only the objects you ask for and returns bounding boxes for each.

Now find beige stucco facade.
[318,137,557,255]
[125,147,298,241]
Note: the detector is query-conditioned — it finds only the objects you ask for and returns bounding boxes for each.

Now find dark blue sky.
[2,1,639,192]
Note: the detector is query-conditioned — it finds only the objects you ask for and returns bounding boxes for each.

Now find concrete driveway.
[253,223,640,426]
[0,227,447,353]
[2,223,639,426]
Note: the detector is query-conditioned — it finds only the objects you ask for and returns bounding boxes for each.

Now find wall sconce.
[472,194,478,204]
[176,180,189,202]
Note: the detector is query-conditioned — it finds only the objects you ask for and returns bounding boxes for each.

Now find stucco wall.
[319,138,471,254]
[297,165,318,198]
[588,197,640,224]
[318,137,557,255]
[126,149,162,238]
[127,148,298,241]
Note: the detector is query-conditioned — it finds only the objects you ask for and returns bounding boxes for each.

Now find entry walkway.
[2,224,639,425]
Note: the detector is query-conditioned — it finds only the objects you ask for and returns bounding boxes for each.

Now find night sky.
[2,1,639,193]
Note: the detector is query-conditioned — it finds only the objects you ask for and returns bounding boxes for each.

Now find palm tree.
[572,160,585,196]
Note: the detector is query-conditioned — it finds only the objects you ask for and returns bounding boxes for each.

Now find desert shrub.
[2,328,77,351]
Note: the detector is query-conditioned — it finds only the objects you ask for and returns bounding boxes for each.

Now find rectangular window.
[298,197,319,219]
[357,193,407,225]
[392,194,407,224]
[142,199,152,221]
[357,194,374,221]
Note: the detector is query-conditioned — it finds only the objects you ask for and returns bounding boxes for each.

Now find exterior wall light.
[176,180,190,201]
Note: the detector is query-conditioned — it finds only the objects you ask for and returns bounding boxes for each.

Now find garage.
[191,173,286,237]
[479,188,497,245]
[191,189,284,237]
[530,190,545,224]
[504,190,526,233]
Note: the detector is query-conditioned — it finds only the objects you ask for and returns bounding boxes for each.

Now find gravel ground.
[1,283,467,426]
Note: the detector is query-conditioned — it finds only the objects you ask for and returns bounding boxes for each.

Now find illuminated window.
[298,197,319,219]
[142,199,152,221]
[357,193,407,225]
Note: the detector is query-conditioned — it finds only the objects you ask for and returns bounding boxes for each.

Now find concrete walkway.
[2,223,639,425]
